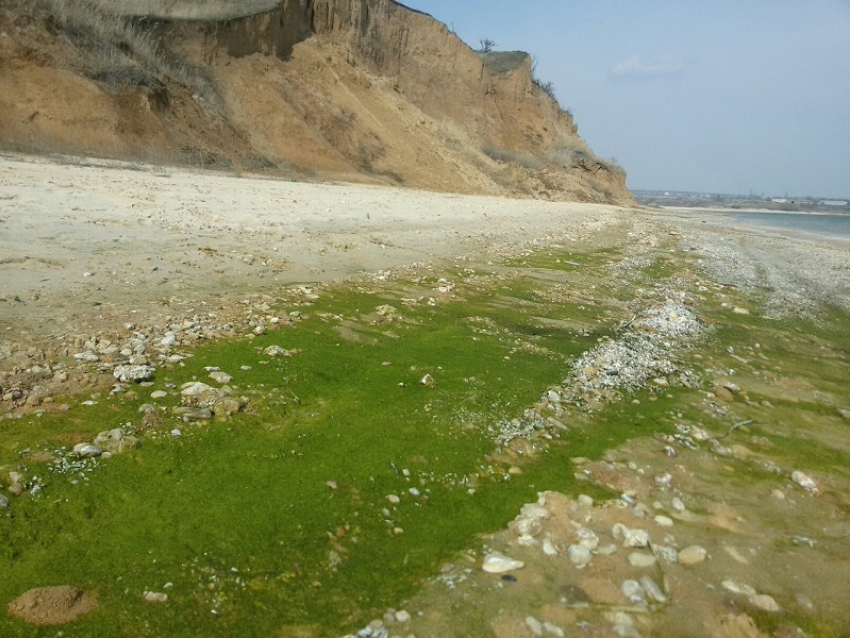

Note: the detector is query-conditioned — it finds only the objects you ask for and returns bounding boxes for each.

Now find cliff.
[0,0,633,204]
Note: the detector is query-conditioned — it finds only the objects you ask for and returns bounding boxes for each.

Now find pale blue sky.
[401,1,850,197]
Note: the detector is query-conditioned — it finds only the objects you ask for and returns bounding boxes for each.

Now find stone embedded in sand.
[749,594,780,612]
[639,576,667,603]
[722,580,757,596]
[654,515,674,527]
[791,471,819,494]
[567,544,592,568]
[678,545,708,565]
[628,552,657,568]
[620,580,646,604]
[612,523,650,548]
[7,586,97,625]
[482,553,524,574]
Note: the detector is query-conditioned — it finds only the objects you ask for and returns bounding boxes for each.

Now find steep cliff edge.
[0,0,633,203]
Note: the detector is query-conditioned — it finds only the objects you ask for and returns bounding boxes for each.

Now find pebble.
[526,616,543,636]
[654,515,674,527]
[386,494,400,505]
[567,544,592,568]
[0,494,9,509]
[209,370,233,385]
[73,443,102,458]
[620,580,646,604]
[143,591,168,603]
[394,610,411,623]
[543,621,565,638]
[482,553,524,574]
[749,594,780,612]
[181,382,213,396]
[171,429,182,437]
[151,390,168,399]
[722,580,757,596]
[671,496,686,512]
[113,364,154,383]
[577,494,594,507]
[628,552,657,568]
[613,524,650,548]
[791,471,819,494]
[640,576,668,603]
[420,373,435,386]
[542,538,558,556]
[678,545,708,565]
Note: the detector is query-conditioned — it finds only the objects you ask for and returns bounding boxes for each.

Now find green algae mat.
[1,242,849,637]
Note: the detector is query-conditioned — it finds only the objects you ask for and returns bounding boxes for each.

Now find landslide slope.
[0,0,633,204]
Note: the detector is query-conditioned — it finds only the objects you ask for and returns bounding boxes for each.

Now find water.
[726,212,850,239]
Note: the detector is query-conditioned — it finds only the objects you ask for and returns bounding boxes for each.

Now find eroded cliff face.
[0,0,633,204]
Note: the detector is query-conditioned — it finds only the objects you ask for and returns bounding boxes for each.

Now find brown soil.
[0,0,633,205]
[7,586,98,625]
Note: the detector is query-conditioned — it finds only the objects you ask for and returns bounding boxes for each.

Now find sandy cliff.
[0,0,633,203]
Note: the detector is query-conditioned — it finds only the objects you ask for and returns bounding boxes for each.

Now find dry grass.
[33,0,215,101]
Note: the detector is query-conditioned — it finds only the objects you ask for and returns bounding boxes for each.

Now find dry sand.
[0,152,627,343]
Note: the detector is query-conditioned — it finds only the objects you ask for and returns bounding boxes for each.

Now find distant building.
[820,200,848,206]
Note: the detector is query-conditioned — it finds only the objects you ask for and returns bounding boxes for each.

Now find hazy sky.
[401,1,850,197]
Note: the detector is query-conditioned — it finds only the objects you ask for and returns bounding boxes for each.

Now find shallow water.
[725,211,850,239]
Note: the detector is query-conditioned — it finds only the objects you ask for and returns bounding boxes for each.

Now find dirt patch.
[7,586,98,625]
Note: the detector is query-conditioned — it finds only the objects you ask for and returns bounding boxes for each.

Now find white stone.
[567,544,592,568]
[628,552,657,568]
[73,443,102,458]
[143,591,168,603]
[791,471,819,494]
[525,616,543,636]
[678,545,708,565]
[542,538,559,556]
[482,553,524,574]
[654,515,674,527]
[209,370,233,384]
[575,527,599,550]
[542,621,565,638]
[151,390,168,399]
[671,497,686,512]
[620,580,646,604]
[577,494,594,507]
[113,364,154,383]
[640,576,667,603]
[722,580,757,596]
[749,594,780,612]
[386,494,400,505]
[181,382,213,396]
[394,610,411,623]
[613,524,650,548]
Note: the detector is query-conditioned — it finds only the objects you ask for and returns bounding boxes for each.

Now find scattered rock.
[678,545,708,565]
[791,471,819,494]
[113,364,154,383]
[613,524,650,548]
[640,576,667,603]
[620,580,646,605]
[180,382,213,397]
[209,370,233,385]
[628,552,657,568]
[749,594,780,612]
[482,553,524,574]
[653,515,674,527]
[93,428,140,454]
[420,373,435,387]
[143,591,168,603]
[150,390,168,399]
[72,443,102,458]
[0,493,9,509]
[839,408,850,421]
[722,580,757,596]
[567,544,592,568]
[7,586,98,625]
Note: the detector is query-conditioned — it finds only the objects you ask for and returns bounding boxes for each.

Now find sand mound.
[7,586,98,625]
